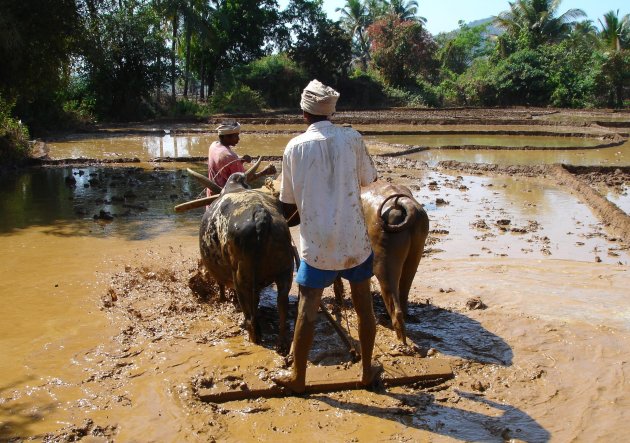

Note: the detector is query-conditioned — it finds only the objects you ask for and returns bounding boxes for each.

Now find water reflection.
[0,167,202,239]
[46,133,294,160]
[46,131,629,167]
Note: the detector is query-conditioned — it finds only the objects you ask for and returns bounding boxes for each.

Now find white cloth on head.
[216,122,240,135]
[300,79,340,116]
[280,120,377,270]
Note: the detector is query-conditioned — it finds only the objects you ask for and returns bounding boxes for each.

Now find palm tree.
[566,19,599,49]
[598,10,630,51]
[597,10,629,108]
[387,0,426,23]
[365,0,388,21]
[494,0,585,46]
[336,0,371,69]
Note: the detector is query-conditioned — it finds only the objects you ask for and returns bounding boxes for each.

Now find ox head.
[175,158,266,212]
[220,157,264,194]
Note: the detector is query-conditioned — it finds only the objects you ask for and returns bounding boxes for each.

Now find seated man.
[208,121,275,196]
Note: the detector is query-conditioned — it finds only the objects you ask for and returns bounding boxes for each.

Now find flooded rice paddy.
[2,108,630,441]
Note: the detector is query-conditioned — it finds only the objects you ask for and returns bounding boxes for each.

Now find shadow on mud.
[404,302,513,366]
[0,378,57,441]
[317,389,550,442]
[253,288,513,368]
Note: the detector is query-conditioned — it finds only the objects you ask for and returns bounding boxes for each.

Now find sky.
[277,0,627,35]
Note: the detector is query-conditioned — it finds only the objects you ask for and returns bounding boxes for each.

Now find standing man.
[274,79,379,394]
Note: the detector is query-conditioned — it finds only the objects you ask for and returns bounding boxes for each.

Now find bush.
[169,99,211,118]
[239,54,307,108]
[337,70,390,108]
[210,85,266,113]
[490,47,551,106]
[0,95,31,165]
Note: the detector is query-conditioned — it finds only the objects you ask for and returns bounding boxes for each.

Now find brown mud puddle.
[2,107,630,441]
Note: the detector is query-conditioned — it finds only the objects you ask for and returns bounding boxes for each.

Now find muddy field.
[1,108,630,442]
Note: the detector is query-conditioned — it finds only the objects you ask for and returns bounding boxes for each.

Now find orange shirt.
[207,141,244,194]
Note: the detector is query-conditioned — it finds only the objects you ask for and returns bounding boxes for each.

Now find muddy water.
[409,171,630,265]
[367,133,605,148]
[1,162,629,440]
[405,139,630,166]
[45,133,291,160]
[45,132,404,160]
[45,129,627,169]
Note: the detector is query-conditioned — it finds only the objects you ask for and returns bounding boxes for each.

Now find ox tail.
[377,193,421,233]
[241,207,273,342]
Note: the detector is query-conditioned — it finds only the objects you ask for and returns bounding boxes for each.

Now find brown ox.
[335,181,429,345]
[187,163,295,350]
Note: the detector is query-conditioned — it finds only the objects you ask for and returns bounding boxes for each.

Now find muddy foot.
[362,362,384,388]
[272,372,305,394]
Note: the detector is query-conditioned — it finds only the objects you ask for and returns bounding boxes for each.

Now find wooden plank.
[198,357,452,403]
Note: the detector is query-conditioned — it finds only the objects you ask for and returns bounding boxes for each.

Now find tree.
[494,0,585,49]
[280,0,353,86]
[81,2,167,120]
[598,10,630,51]
[200,0,278,96]
[437,21,492,75]
[387,0,425,23]
[595,10,630,107]
[367,13,436,86]
[336,0,371,69]
[0,0,81,126]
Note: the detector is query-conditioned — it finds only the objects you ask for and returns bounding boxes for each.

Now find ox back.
[199,189,294,348]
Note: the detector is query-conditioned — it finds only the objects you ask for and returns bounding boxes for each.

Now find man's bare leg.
[273,285,323,393]
[349,278,380,386]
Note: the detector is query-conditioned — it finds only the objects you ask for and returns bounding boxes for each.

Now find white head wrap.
[216,121,241,135]
[300,79,340,116]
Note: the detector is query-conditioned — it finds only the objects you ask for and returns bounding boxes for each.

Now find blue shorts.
[296,252,374,289]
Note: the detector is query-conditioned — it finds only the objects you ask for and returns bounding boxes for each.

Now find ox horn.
[186,168,222,195]
[377,193,418,233]
[174,195,220,212]
[244,157,262,182]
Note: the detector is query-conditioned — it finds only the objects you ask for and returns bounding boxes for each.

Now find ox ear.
[244,157,262,182]
[186,168,222,194]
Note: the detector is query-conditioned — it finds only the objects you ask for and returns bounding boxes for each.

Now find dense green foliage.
[0,95,31,165]
[0,0,629,164]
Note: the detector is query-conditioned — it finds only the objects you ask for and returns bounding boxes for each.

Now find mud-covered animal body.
[199,173,294,347]
[337,181,429,344]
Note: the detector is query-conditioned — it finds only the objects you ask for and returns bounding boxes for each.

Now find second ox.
[335,181,429,345]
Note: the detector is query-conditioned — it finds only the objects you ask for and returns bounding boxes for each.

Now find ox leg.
[275,271,292,355]
[233,268,260,344]
[273,285,323,393]
[399,247,423,318]
[400,220,428,317]
[348,278,381,387]
[374,237,409,344]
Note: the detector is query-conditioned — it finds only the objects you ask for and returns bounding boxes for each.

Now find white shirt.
[280,121,377,270]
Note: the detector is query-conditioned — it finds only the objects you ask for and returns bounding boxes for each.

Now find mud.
[2,107,630,442]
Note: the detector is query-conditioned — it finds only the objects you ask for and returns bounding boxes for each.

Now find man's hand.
[281,202,300,227]
[240,154,252,163]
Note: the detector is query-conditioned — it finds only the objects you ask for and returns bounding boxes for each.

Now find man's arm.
[281,202,300,227]
[358,138,378,185]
